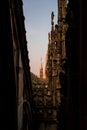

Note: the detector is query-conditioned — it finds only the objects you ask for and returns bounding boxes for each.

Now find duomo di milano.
[0,0,87,130]
[33,0,68,129]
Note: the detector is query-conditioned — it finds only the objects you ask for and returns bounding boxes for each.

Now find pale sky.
[23,0,57,77]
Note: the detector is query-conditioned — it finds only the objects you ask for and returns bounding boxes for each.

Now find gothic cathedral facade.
[45,0,68,109]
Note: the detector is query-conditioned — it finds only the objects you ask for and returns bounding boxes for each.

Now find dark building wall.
[65,0,80,129]
[79,1,87,130]
[0,1,17,129]
[65,0,87,130]
[0,0,33,130]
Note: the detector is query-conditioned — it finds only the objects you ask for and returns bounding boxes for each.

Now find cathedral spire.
[51,11,55,31]
[57,0,67,24]
[39,58,43,79]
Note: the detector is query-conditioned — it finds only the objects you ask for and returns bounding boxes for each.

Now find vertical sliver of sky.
[23,0,57,77]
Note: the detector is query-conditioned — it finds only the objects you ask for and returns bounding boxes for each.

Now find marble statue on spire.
[51,11,55,30]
